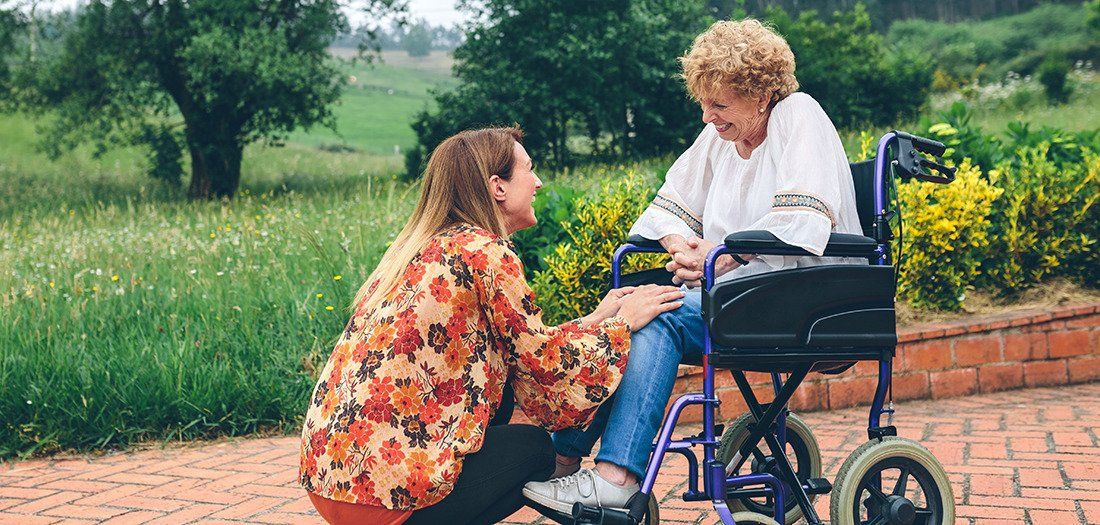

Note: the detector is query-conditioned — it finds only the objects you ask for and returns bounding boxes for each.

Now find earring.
[759,106,765,113]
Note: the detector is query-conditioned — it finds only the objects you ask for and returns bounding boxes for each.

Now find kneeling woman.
[299,127,684,525]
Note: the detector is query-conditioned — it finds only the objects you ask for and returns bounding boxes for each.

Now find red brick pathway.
[1,383,1098,524]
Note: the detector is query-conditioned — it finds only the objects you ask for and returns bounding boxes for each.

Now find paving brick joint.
[1,383,1098,524]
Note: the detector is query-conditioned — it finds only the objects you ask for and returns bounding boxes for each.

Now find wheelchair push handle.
[894,130,946,157]
[891,130,956,185]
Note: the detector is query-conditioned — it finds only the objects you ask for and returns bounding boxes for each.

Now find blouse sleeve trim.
[651,194,704,237]
[771,191,836,227]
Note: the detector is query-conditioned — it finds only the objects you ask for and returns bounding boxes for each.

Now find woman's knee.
[492,424,554,477]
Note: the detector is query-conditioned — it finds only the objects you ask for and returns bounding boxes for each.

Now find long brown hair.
[351,127,524,313]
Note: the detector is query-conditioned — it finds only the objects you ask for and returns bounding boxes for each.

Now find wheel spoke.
[861,479,890,503]
[865,515,888,525]
[893,466,910,496]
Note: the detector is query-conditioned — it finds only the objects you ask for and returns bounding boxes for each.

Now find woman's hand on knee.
[581,286,637,326]
[616,284,684,331]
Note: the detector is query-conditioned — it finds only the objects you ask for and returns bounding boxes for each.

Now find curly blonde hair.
[680,19,799,103]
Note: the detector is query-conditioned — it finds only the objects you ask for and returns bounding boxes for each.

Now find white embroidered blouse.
[630,92,865,284]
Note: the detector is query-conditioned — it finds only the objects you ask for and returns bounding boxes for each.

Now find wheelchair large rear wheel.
[715,412,822,525]
[725,511,781,525]
[830,437,955,524]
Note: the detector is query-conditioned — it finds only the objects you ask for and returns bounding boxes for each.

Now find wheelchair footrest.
[805,477,833,495]
[571,503,637,525]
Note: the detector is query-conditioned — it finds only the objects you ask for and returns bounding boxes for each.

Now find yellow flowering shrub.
[895,159,1003,310]
[982,147,1099,292]
[531,173,666,325]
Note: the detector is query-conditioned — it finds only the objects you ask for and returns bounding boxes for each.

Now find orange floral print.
[299,224,630,511]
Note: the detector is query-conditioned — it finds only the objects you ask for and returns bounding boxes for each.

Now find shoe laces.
[550,468,598,500]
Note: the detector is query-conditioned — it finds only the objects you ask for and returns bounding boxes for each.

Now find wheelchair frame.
[599,131,938,525]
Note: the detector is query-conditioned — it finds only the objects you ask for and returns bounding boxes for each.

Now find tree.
[765,4,933,129]
[403,18,432,57]
[0,4,24,100]
[408,0,709,173]
[12,0,405,199]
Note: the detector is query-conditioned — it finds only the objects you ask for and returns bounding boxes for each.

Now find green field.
[288,50,457,154]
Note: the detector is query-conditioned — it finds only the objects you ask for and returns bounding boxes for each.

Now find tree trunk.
[187,136,243,200]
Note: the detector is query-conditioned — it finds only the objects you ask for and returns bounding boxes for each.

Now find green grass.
[287,50,457,154]
[0,52,446,457]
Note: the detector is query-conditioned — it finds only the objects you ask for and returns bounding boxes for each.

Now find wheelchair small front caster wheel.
[716,412,822,525]
[830,437,955,524]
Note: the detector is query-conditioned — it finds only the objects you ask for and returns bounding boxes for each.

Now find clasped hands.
[663,235,750,288]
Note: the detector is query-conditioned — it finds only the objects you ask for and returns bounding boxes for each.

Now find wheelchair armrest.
[626,234,664,251]
[724,230,879,258]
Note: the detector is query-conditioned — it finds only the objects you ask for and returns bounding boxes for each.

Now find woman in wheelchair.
[298,127,684,525]
[524,18,869,514]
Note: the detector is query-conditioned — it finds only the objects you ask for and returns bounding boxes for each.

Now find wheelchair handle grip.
[895,130,946,157]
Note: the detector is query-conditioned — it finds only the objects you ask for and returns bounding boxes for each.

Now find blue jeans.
[552,290,705,479]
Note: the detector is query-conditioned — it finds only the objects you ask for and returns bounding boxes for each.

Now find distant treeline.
[332,19,463,54]
[711,0,1085,26]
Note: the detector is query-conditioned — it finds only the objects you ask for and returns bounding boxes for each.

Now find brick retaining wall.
[668,303,1100,423]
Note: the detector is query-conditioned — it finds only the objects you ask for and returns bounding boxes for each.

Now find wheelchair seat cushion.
[704,264,896,349]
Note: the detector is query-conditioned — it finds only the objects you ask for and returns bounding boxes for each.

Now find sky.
[40,0,470,28]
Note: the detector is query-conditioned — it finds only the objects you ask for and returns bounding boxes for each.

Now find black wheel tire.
[715,412,822,525]
[830,437,955,524]
[644,492,660,525]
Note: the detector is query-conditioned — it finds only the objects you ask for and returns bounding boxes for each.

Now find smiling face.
[699,89,770,145]
[491,141,543,234]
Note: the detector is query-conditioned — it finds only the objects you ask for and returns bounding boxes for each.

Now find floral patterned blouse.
[299,223,631,511]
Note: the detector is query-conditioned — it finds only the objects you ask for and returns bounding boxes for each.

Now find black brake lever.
[913,157,956,184]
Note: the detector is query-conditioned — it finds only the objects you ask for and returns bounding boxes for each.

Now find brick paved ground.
[1,383,1097,525]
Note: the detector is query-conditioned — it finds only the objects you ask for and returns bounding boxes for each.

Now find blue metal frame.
[607,132,905,525]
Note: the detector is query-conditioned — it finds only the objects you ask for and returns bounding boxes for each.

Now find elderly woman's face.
[699,89,769,144]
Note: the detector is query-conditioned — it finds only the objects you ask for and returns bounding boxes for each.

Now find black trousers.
[406,383,554,525]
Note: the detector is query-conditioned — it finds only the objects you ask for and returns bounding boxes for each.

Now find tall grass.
[0,109,420,457]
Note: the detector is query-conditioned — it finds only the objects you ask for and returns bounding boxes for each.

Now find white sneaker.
[522,467,640,515]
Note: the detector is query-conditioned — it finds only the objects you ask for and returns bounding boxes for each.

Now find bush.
[530,172,665,325]
[511,183,581,274]
[982,146,1099,292]
[1038,53,1073,103]
[766,4,933,129]
[895,160,1002,310]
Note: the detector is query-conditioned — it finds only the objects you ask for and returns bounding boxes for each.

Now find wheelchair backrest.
[849,159,877,241]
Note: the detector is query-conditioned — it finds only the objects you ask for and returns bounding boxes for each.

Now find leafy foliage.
[1037,52,1072,104]
[511,183,581,274]
[408,0,709,173]
[530,172,666,325]
[10,0,404,199]
[981,148,1099,292]
[887,3,1098,82]
[919,101,1100,172]
[894,160,1002,310]
[764,3,933,129]
[402,18,433,57]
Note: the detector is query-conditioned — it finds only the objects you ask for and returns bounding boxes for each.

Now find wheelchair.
[527,131,958,525]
